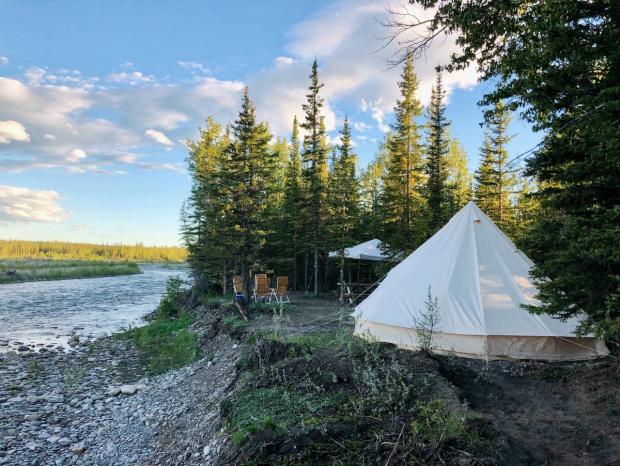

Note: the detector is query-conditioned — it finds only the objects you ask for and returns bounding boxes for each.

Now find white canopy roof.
[354,202,593,338]
[329,239,388,262]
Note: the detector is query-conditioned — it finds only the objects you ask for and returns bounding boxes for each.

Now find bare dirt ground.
[439,356,620,465]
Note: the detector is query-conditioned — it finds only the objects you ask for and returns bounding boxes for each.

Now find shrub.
[156,275,187,319]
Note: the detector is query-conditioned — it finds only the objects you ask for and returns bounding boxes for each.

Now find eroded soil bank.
[1,295,618,465]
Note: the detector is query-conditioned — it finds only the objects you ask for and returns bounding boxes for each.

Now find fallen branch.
[233,301,249,321]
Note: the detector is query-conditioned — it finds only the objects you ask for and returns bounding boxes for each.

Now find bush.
[156,275,187,319]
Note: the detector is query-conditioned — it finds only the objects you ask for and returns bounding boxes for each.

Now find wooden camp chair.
[232,275,244,303]
[252,275,270,303]
[269,276,290,304]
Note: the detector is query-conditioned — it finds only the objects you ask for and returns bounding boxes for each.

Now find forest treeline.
[181,56,538,302]
[0,240,187,262]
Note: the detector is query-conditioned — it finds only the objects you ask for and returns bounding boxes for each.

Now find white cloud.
[107,71,154,85]
[145,129,174,146]
[0,120,30,144]
[353,121,371,132]
[0,56,8,65]
[177,61,209,74]
[0,185,67,223]
[44,133,56,141]
[66,148,87,162]
[274,56,296,67]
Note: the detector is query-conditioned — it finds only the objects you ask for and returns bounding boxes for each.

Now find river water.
[0,264,189,352]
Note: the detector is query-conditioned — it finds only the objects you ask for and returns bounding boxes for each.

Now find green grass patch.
[222,314,251,333]
[223,387,336,445]
[121,314,200,375]
[0,259,140,284]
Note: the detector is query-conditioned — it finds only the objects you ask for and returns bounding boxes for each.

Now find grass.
[223,386,336,445]
[0,259,141,284]
[121,314,200,375]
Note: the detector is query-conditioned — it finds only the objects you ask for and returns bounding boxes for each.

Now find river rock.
[120,385,137,395]
[106,386,122,396]
[71,443,86,454]
[44,394,64,403]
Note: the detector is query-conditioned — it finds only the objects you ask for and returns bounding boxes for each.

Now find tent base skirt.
[354,320,609,361]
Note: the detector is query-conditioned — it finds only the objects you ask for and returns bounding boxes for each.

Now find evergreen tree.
[425,71,450,231]
[380,53,428,255]
[445,138,472,216]
[327,117,360,302]
[221,87,276,300]
[474,133,496,217]
[183,117,229,292]
[359,149,385,241]
[300,61,329,297]
[279,116,304,289]
[474,102,517,234]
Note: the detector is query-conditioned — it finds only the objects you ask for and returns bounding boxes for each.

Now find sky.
[0,0,540,246]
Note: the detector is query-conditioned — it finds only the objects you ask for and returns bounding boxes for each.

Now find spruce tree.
[425,71,450,231]
[328,117,360,302]
[445,138,473,216]
[475,102,517,234]
[300,61,329,297]
[380,53,428,255]
[222,87,275,300]
[279,116,304,289]
[184,117,229,292]
[474,133,496,217]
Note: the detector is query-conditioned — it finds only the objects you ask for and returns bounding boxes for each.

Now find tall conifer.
[300,61,329,297]
[380,53,427,255]
[425,71,450,231]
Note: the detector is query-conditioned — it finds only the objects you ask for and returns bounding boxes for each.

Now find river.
[0,263,189,352]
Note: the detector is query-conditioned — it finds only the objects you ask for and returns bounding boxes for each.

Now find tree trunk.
[241,261,250,303]
[304,252,309,296]
[314,247,320,298]
[339,252,345,303]
[222,263,227,295]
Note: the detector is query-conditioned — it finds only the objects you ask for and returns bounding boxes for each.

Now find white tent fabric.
[329,239,388,261]
[353,202,609,360]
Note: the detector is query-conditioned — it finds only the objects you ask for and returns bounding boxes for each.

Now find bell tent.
[353,202,608,360]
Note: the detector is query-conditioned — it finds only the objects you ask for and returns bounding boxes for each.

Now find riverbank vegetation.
[0,259,140,284]
[119,277,200,375]
[0,240,187,262]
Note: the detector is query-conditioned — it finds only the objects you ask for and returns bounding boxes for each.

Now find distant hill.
[0,240,187,262]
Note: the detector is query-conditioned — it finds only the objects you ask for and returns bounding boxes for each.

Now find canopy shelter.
[328,239,388,262]
[329,239,389,303]
[353,202,609,361]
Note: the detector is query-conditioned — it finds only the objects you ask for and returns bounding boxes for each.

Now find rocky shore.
[0,304,241,466]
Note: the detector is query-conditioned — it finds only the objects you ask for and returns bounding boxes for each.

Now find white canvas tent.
[328,239,388,262]
[353,202,609,361]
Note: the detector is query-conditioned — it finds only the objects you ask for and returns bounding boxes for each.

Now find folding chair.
[252,275,270,303]
[232,275,245,303]
[270,276,290,304]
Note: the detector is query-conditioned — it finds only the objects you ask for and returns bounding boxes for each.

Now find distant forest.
[0,240,187,262]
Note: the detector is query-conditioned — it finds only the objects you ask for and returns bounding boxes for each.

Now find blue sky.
[0,0,540,246]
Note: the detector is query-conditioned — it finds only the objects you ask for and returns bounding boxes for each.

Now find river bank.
[0,260,142,285]
[1,294,618,465]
